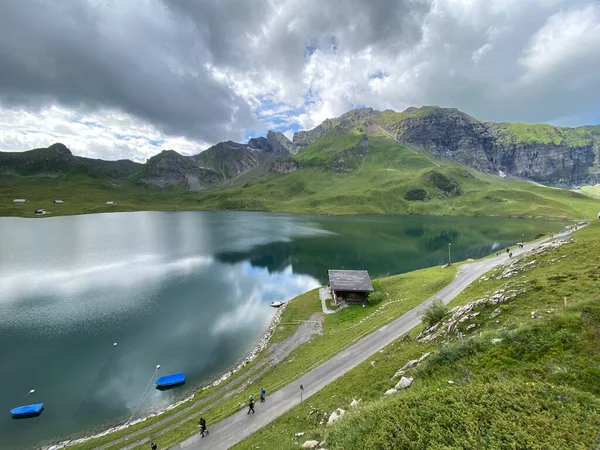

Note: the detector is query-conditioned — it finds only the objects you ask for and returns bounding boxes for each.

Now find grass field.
[234,222,600,450]
[1,135,599,220]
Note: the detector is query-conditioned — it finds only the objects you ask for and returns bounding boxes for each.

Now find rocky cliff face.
[392,108,496,172]
[269,158,300,174]
[267,131,298,155]
[144,150,221,190]
[193,141,264,179]
[368,106,599,187]
[292,108,379,148]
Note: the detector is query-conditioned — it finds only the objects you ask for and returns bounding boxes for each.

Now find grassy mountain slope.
[2,131,598,219]
[2,107,600,218]
[200,132,600,219]
[236,222,600,450]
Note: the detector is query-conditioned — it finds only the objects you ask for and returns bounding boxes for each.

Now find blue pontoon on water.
[155,373,186,387]
[10,403,44,417]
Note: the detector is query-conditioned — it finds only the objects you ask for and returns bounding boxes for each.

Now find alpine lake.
[0,211,569,449]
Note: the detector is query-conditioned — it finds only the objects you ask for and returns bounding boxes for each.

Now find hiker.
[199,417,209,438]
[509,252,513,258]
[506,248,510,253]
[260,387,266,402]
[150,442,158,450]
[248,395,255,414]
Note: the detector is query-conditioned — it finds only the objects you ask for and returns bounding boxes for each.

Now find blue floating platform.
[156,373,186,388]
[10,403,44,418]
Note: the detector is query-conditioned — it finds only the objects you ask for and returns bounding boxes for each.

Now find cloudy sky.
[1,0,599,161]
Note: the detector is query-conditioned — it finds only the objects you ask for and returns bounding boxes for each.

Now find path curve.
[173,229,575,450]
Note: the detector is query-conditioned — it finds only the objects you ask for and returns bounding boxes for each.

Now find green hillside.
[1,107,600,219]
[1,132,599,219]
[236,222,600,450]
[201,133,599,219]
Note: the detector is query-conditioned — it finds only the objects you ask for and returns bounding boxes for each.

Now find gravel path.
[173,228,577,450]
[319,288,347,314]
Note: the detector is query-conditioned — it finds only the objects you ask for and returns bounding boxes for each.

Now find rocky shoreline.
[44,303,289,450]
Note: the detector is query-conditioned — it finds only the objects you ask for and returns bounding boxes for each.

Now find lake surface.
[0,211,568,449]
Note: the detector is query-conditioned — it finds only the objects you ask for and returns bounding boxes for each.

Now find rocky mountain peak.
[48,143,73,156]
[266,130,297,155]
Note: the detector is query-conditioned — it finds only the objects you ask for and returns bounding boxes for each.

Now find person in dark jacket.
[248,395,255,414]
[150,442,158,450]
[260,387,266,402]
[199,417,209,437]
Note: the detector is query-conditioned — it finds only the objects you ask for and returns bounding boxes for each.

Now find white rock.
[384,388,398,396]
[448,380,455,384]
[400,359,419,371]
[301,440,320,449]
[370,361,376,367]
[418,352,432,363]
[349,398,360,409]
[465,324,476,331]
[327,409,345,426]
[295,432,305,437]
[491,338,503,345]
[531,311,540,319]
[490,308,502,319]
[391,369,405,380]
[395,376,414,390]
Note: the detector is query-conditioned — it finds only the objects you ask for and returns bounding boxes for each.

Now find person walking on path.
[260,387,266,402]
[199,417,209,438]
[247,395,255,414]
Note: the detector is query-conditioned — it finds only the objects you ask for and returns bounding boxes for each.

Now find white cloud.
[0,106,208,161]
[0,0,599,160]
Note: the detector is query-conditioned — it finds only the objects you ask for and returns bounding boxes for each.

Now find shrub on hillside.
[368,291,385,305]
[424,171,462,196]
[404,188,429,201]
[420,299,448,327]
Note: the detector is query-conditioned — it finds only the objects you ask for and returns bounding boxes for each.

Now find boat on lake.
[10,403,44,418]
[155,373,186,388]
[270,301,284,308]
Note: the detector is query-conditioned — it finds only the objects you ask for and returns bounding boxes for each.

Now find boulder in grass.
[395,376,414,390]
[301,440,320,449]
[384,388,398,396]
[327,409,345,426]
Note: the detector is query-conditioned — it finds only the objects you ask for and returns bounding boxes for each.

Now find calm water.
[0,211,567,449]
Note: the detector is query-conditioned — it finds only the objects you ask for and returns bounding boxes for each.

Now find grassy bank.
[235,222,600,449]
[66,266,456,450]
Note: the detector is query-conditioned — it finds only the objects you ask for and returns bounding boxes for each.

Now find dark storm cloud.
[0,0,257,143]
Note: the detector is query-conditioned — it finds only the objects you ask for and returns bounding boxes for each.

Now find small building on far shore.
[106,201,115,205]
[13,199,26,204]
[328,269,374,304]
[53,200,64,204]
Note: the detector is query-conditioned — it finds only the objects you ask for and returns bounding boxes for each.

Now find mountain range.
[1,106,599,218]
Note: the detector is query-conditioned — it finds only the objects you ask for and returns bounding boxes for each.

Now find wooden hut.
[328,269,374,304]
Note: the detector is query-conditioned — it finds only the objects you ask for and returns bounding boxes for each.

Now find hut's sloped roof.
[328,270,374,292]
